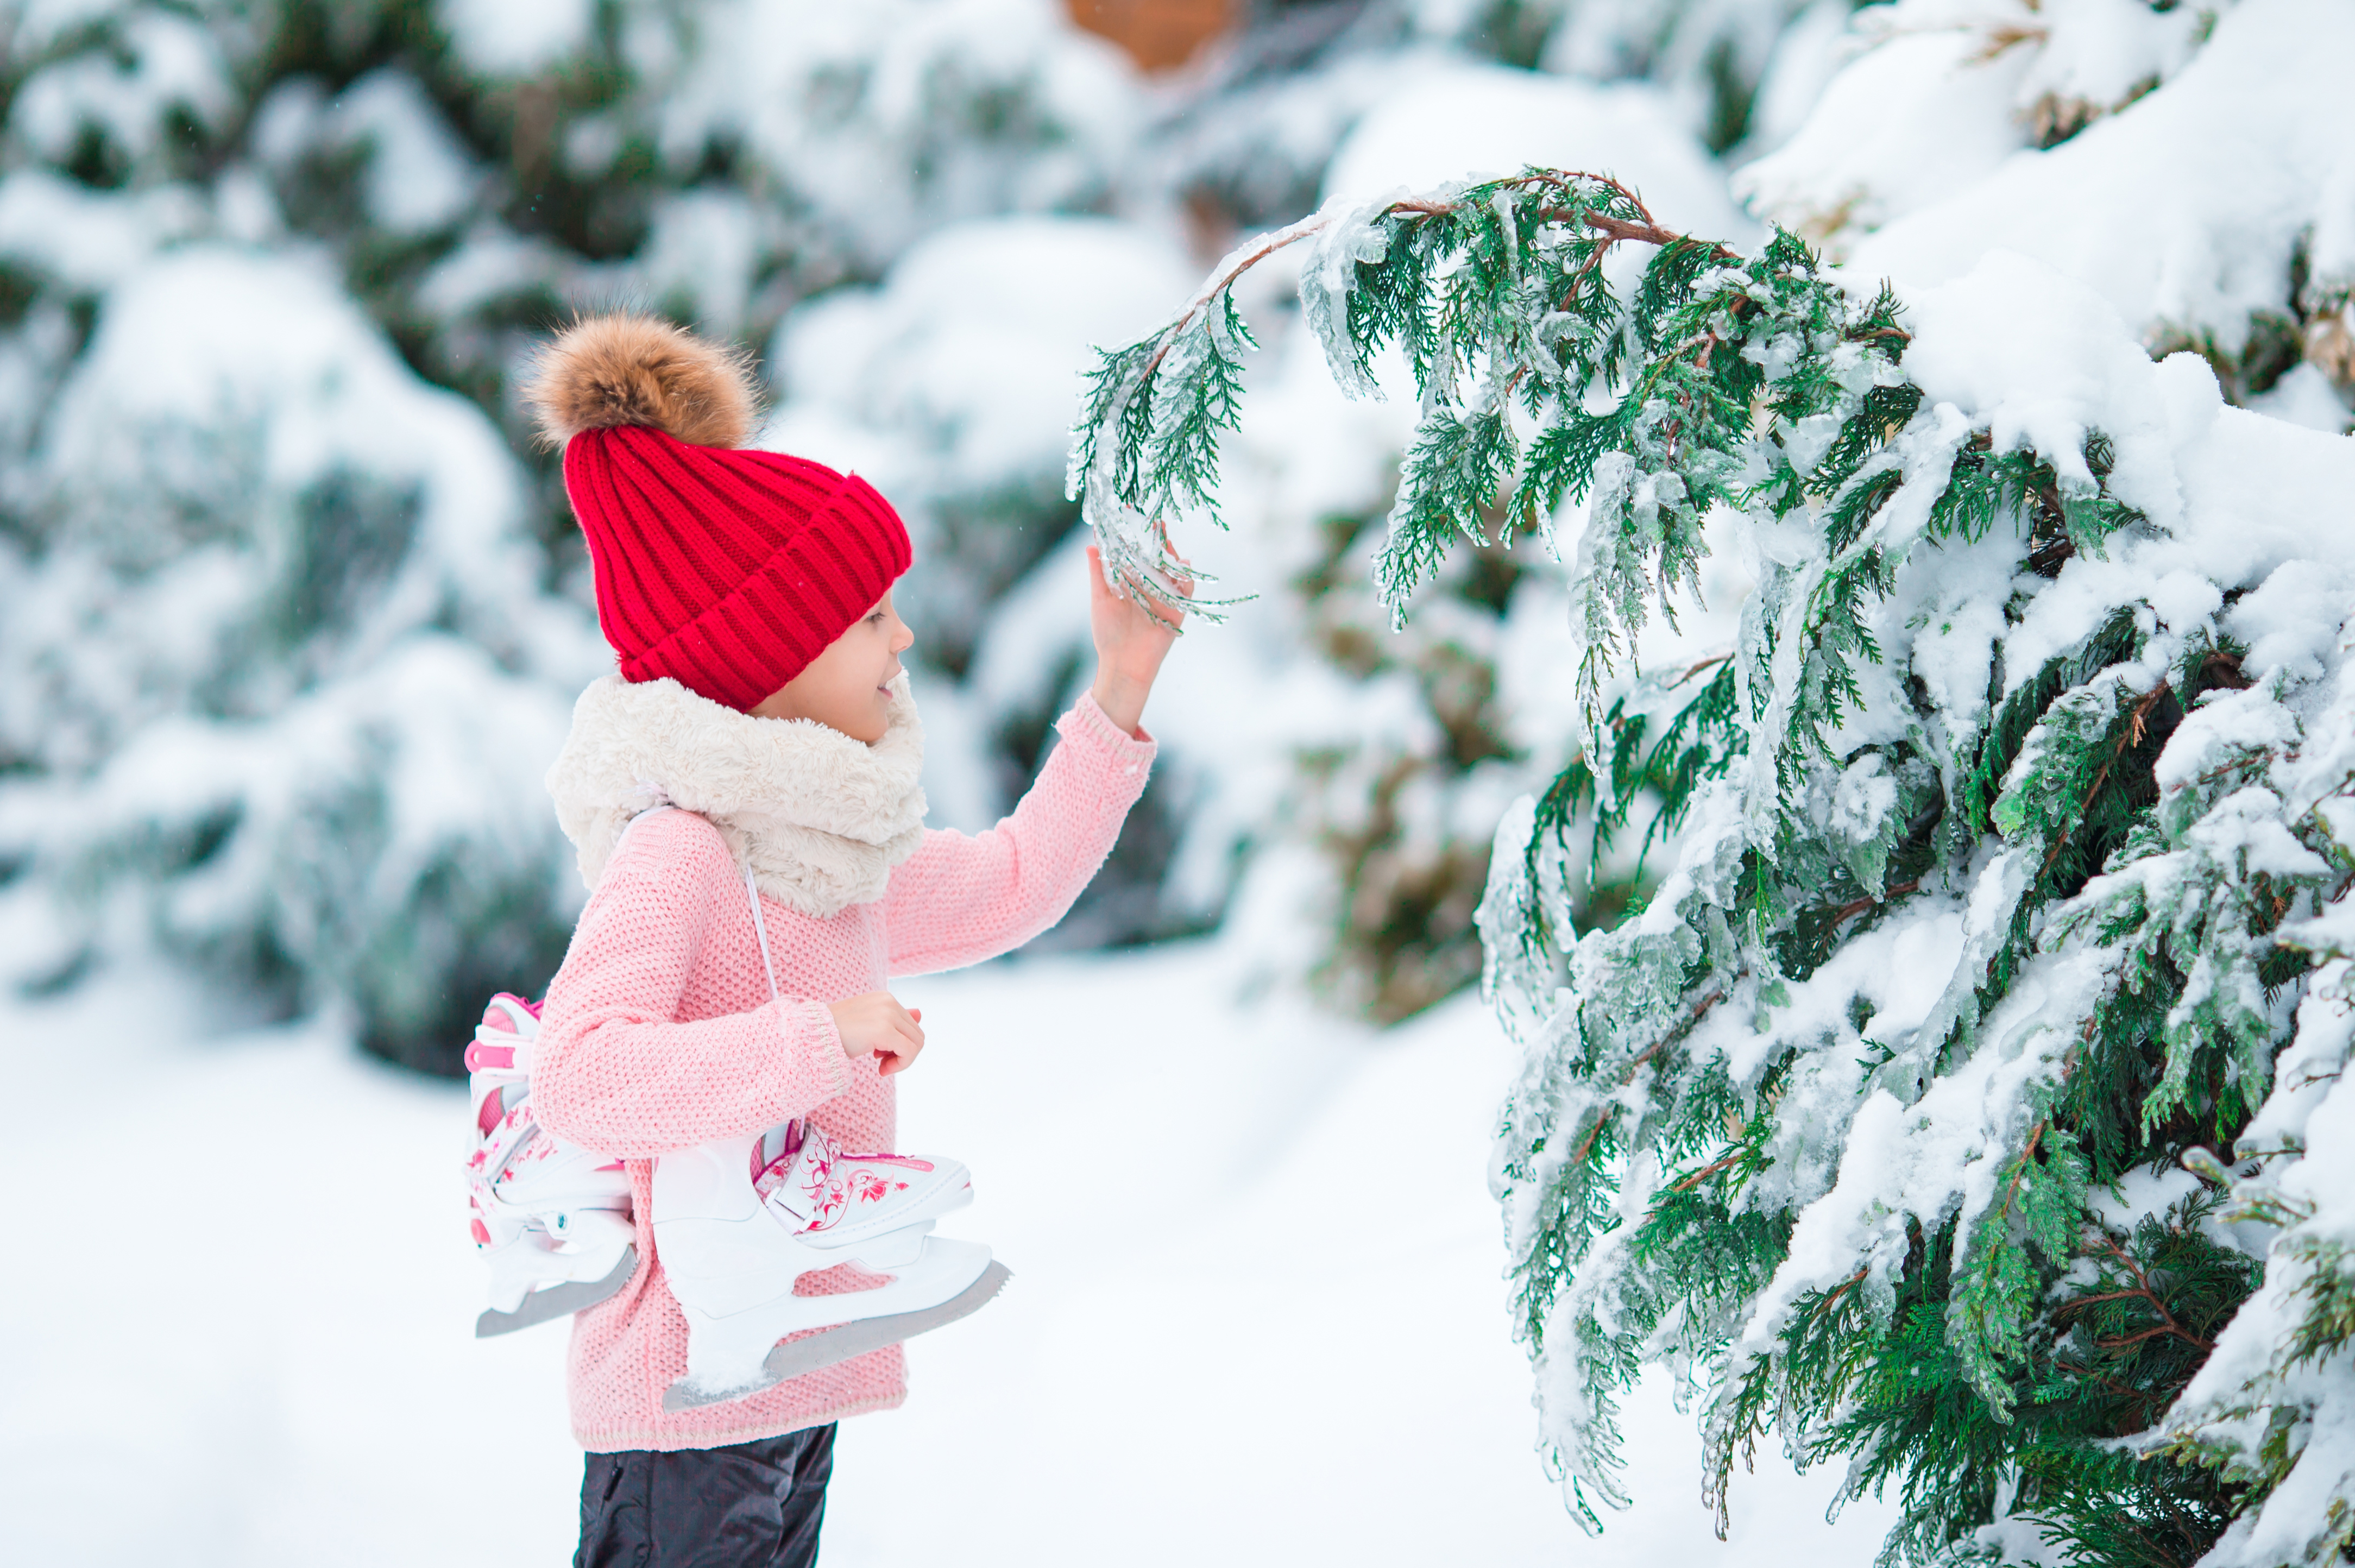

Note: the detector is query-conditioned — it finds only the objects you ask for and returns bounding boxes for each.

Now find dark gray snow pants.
[574,1422,836,1568]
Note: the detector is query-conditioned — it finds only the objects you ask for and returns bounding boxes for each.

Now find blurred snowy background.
[2,1,2348,1563]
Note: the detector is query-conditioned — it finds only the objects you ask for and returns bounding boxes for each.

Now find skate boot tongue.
[753,1122,843,1231]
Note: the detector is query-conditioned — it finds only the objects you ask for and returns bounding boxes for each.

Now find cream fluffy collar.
[546,671,928,918]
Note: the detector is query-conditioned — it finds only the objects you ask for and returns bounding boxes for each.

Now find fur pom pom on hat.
[527,312,759,449]
[524,313,912,712]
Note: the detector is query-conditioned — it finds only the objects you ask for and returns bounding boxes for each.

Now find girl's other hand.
[1086,541,1188,736]
[827,992,925,1075]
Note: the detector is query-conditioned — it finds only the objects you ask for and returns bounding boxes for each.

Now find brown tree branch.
[2041,680,2173,879]
[1565,985,1727,1168]
[1833,879,1922,928]
[1668,1149,1748,1193]
[2060,1230,2214,1353]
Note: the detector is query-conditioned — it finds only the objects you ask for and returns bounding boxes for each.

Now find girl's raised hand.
[1086,541,1188,736]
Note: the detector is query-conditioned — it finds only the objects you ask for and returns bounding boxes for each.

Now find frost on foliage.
[0,250,596,1072]
[1072,146,2355,1561]
[2150,645,2355,1568]
[1477,261,2355,1558]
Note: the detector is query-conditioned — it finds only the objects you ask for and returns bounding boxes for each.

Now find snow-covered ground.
[1,942,1893,1564]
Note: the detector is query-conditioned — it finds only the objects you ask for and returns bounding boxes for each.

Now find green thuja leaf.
[1377,405,1516,609]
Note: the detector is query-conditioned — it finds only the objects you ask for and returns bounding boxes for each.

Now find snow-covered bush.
[0,0,1154,1068]
[0,248,598,1070]
[1073,1,2355,1550]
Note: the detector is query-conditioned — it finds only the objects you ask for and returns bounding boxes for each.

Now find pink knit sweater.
[533,696,1155,1451]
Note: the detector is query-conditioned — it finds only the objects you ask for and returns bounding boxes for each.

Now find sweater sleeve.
[532,811,853,1158]
[882,693,1156,978]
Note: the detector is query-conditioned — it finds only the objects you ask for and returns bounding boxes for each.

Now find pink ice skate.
[465,994,638,1337]
[654,1117,1009,1410]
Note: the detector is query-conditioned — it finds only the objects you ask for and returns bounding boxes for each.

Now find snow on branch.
[1071,171,1741,634]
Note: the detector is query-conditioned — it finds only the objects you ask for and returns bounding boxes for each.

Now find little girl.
[521,313,1179,1566]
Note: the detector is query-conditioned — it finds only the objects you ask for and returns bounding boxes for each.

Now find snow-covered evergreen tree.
[1219,59,1752,1018]
[1071,0,2355,1558]
[0,246,597,1066]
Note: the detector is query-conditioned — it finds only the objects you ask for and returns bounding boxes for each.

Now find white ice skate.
[654,1118,1010,1411]
[467,994,638,1337]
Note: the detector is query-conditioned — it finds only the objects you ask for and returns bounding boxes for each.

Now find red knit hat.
[525,314,912,712]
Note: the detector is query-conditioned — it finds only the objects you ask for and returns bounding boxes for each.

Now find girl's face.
[748,592,915,742]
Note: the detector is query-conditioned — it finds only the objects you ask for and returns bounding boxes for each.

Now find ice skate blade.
[475,1246,638,1338]
[660,1261,1012,1413]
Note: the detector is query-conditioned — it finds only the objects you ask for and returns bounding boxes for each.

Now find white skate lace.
[739,864,931,1232]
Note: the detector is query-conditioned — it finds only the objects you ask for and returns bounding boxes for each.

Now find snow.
[2008,0,2208,116]
[1740,0,1860,158]
[0,943,1894,1566]
[0,169,206,289]
[1898,250,2182,505]
[437,0,595,77]
[1737,29,2031,244]
[640,188,771,337]
[1888,246,2355,704]
[322,72,482,237]
[2250,363,2355,436]
[1842,0,2355,355]
[1737,0,2221,260]
[1323,64,1750,239]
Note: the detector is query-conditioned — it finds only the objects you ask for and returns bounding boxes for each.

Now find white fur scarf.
[546,671,928,918]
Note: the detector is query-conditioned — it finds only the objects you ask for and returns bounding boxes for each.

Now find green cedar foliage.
[1071,169,2354,1564]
